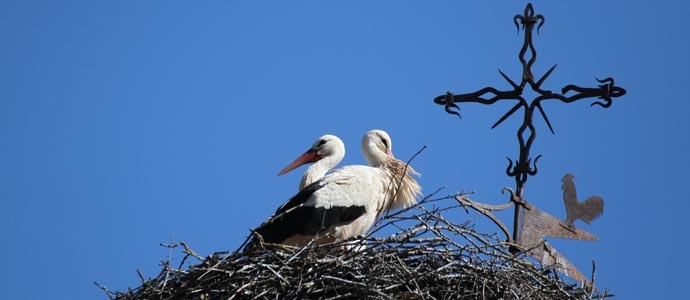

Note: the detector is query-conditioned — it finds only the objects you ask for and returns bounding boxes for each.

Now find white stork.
[250,129,421,248]
[277,134,345,190]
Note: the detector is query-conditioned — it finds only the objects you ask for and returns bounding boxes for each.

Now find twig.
[94,282,115,300]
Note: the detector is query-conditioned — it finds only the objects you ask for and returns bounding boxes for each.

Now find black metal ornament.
[434,3,625,285]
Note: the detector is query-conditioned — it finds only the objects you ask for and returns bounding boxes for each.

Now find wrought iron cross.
[434,3,625,285]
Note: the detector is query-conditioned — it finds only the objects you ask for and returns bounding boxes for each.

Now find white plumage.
[250,129,421,248]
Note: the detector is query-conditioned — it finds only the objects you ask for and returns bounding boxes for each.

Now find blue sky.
[2,1,688,299]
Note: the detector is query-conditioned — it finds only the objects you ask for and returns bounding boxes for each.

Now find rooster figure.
[562,173,604,228]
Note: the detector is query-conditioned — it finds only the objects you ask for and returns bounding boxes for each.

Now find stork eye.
[318,139,328,146]
[381,138,389,148]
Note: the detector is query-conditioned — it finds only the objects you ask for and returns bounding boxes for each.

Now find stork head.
[278,134,345,176]
[361,129,394,167]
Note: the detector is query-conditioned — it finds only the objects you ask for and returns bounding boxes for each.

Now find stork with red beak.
[277,134,345,191]
[249,129,421,248]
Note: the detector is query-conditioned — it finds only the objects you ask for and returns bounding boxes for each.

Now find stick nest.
[99,193,612,300]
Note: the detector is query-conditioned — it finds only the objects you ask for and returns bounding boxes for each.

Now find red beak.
[277,149,321,176]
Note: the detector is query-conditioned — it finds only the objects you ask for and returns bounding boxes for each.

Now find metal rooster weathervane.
[433,3,625,285]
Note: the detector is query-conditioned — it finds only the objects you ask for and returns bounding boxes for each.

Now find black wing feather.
[253,205,366,244]
[274,180,324,214]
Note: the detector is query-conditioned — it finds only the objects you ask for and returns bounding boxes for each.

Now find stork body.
[251,129,421,248]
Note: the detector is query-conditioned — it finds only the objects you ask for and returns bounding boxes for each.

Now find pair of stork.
[248,129,421,248]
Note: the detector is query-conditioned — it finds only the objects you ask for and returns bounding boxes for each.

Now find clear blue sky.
[2,1,688,299]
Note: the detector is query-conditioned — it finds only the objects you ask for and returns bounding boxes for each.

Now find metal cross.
[434,3,625,285]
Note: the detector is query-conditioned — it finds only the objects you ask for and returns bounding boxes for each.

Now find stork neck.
[362,143,389,167]
[300,155,339,190]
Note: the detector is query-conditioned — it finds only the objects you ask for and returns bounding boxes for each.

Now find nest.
[98,192,612,300]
